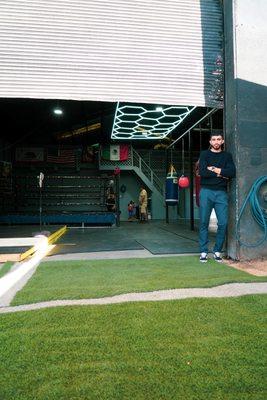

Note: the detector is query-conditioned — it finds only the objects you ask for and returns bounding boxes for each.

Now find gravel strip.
[1,282,266,314]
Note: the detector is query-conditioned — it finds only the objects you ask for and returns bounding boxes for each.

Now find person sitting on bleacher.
[106,193,116,212]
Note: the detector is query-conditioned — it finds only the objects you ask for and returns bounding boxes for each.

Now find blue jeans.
[199,188,228,253]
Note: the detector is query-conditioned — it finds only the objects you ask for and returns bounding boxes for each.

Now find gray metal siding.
[0,0,223,107]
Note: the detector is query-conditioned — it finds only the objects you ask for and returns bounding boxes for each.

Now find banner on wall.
[102,145,129,161]
[47,147,76,165]
[16,147,44,162]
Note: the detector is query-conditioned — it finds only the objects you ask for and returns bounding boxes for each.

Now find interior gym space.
[0,98,224,260]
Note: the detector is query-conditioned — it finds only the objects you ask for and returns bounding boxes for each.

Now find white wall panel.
[234,0,267,86]
[0,0,223,107]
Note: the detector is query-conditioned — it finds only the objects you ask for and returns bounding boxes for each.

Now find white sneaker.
[199,252,208,263]
[213,252,223,262]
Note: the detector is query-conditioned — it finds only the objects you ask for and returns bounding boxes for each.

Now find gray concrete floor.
[45,220,212,260]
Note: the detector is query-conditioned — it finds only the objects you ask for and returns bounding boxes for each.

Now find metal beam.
[167,108,218,149]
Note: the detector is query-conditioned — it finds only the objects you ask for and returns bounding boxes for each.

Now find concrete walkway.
[1,282,266,314]
[43,249,197,261]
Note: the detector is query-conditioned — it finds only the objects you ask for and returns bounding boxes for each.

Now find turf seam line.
[1,282,266,314]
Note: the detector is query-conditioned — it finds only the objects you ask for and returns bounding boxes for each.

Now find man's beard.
[210,144,222,151]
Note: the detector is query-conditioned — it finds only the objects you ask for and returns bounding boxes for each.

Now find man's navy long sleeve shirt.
[199,149,236,190]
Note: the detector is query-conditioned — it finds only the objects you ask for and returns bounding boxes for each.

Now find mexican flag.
[102,145,129,161]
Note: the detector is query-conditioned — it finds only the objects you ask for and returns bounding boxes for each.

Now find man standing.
[139,185,148,222]
[199,133,236,262]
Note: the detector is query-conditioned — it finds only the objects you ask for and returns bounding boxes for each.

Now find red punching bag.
[178,175,190,188]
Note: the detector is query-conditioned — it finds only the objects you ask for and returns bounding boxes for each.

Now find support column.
[224,0,267,259]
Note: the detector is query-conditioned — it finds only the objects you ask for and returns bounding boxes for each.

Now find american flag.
[47,148,76,165]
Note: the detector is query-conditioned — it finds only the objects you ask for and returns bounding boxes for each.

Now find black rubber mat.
[133,223,200,254]
[48,228,143,255]
[138,238,199,254]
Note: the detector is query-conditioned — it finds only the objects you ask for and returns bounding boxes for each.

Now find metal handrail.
[98,146,164,195]
[131,148,164,195]
[98,146,164,196]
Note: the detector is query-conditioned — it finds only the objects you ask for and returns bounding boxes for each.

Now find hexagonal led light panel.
[111,103,196,140]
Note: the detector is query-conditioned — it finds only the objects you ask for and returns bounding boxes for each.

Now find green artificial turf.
[0,296,266,399]
[0,261,13,279]
[12,257,266,305]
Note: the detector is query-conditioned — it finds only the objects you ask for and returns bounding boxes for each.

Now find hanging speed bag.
[165,172,179,205]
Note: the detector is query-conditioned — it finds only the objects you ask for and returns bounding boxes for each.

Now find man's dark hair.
[209,132,224,138]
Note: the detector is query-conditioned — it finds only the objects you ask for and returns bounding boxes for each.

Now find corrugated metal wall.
[0,0,223,107]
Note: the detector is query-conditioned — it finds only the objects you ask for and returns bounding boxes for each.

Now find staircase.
[99,147,164,198]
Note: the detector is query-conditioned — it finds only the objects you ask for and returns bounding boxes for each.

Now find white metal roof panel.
[0,0,223,107]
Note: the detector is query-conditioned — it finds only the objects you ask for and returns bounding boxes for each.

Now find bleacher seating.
[0,168,117,226]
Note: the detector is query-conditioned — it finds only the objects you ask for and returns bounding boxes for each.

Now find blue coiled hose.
[236,176,267,247]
